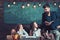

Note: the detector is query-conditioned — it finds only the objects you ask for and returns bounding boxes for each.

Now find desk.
[20,36,40,40]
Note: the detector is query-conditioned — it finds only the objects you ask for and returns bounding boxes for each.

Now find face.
[33,22,38,28]
[44,7,50,13]
[11,29,16,35]
[19,24,23,30]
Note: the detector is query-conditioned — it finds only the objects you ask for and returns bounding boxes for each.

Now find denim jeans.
[51,30,60,40]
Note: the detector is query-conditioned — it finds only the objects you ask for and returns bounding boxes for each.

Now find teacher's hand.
[57,25,60,29]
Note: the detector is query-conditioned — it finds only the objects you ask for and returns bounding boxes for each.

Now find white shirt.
[33,28,41,37]
[17,29,28,36]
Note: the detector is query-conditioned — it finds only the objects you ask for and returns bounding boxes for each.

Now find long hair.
[30,22,38,36]
[15,24,23,32]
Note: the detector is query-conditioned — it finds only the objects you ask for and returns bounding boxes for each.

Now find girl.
[29,22,41,37]
[17,24,28,36]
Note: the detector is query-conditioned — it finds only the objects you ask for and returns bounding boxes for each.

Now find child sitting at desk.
[6,29,19,40]
[17,24,28,37]
[29,22,41,37]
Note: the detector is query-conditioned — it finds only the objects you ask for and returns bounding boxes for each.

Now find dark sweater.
[42,11,57,30]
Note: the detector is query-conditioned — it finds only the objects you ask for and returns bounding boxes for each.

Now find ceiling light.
[8,4,10,7]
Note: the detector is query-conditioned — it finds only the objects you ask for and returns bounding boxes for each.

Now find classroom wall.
[4,2,60,24]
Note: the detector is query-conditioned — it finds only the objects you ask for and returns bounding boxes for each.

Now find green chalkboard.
[4,2,58,24]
